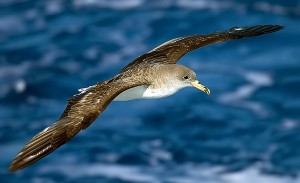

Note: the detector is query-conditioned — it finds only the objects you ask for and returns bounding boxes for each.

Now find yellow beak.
[191,80,210,95]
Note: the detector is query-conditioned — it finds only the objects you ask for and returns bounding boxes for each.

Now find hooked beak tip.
[191,80,210,95]
[204,86,210,95]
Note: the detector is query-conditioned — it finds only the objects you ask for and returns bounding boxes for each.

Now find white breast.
[113,85,180,101]
[114,85,148,101]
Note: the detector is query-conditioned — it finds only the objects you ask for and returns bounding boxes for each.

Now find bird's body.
[115,64,199,101]
[9,25,284,172]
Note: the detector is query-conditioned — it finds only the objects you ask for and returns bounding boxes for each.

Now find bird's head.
[158,64,210,95]
[176,65,210,95]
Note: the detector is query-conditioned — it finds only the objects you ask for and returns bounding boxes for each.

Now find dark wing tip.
[9,164,17,172]
[8,121,71,172]
[227,25,284,38]
[8,131,56,172]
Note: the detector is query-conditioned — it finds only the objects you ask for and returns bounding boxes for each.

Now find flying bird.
[9,25,284,172]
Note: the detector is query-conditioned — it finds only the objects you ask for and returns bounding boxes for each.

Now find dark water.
[1,0,300,182]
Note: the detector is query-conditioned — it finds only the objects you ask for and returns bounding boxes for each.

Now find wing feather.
[121,25,283,72]
[9,76,144,172]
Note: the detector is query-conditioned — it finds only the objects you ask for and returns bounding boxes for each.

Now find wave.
[38,163,300,183]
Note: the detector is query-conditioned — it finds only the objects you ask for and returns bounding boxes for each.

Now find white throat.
[113,85,185,101]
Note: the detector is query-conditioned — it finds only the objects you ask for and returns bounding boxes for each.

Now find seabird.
[9,25,283,172]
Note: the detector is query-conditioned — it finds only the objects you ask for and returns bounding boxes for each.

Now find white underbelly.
[113,85,178,101]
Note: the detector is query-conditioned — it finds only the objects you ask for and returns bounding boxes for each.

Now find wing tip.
[228,24,284,37]
[9,163,20,172]
[9,155,30,172]
[8,151,38,172]
[8,121,70,172]
[9,153,41,172]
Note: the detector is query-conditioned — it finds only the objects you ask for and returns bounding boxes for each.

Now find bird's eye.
[183,76,190,80]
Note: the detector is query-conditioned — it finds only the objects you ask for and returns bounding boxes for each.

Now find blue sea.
[1,0,300,183]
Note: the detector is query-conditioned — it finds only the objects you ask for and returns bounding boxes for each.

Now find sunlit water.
[1,0,300,182]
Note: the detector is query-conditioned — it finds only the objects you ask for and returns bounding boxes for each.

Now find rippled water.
[1,0,300,183]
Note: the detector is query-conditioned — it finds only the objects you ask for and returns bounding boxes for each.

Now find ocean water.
[1,0,300,182]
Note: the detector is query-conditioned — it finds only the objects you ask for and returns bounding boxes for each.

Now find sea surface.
[1,0,300,183]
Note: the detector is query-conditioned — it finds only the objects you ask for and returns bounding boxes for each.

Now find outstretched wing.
[121,25,283,72]
[9,76,144,172]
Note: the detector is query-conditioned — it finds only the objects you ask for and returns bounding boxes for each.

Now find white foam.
[281,118,299,130]
[220,85,256,102]
[0,62,30,97]
[14,79,26,93]
[222,167,299,183]
[254,2,289,15]
[41,164,158,182]
[244,72,273,86]
[45,0,63,15]
[175,0,243,11]
[39,164,300,183]
[73,0,144,9]
[32,177,56,183]
[0,15,25,35]
[218,71,273,116]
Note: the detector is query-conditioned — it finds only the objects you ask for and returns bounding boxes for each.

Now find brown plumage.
[9,25,283,172]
